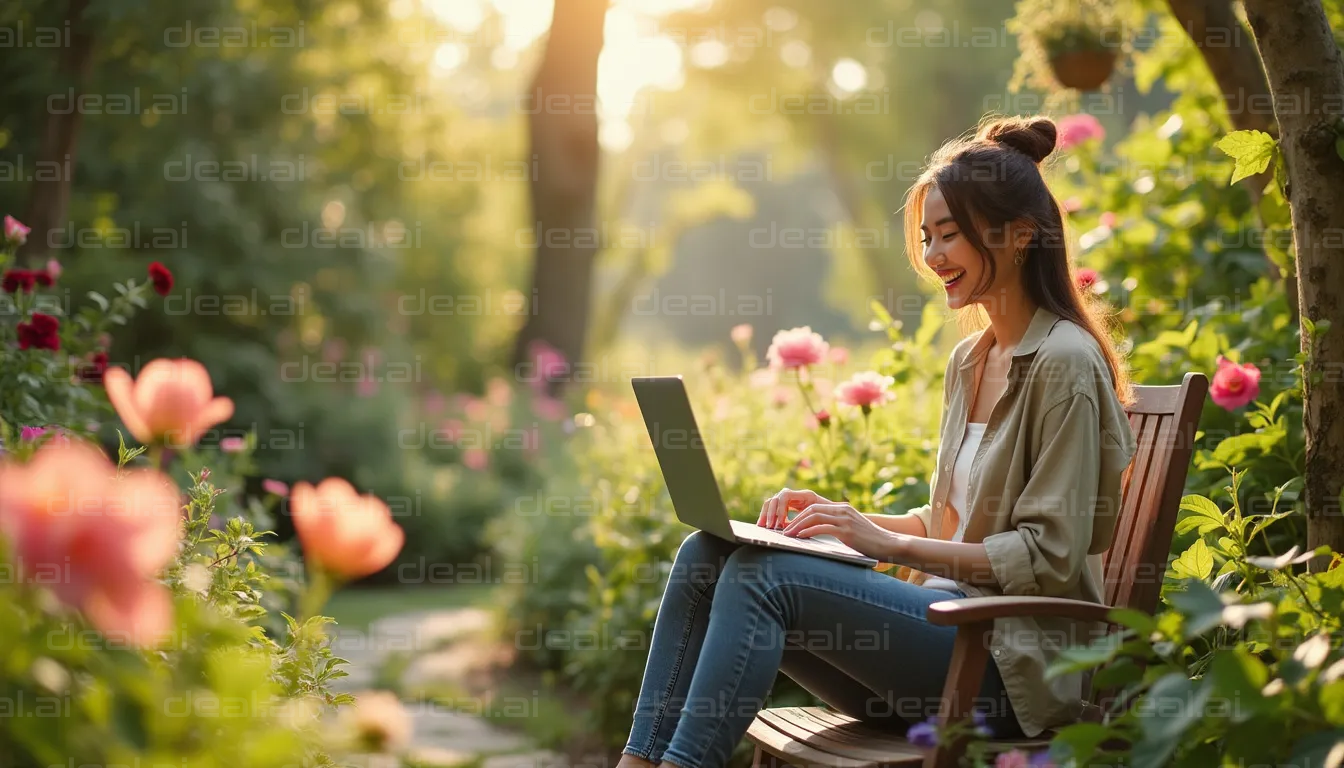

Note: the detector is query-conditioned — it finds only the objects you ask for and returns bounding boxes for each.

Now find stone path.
[333,607,567,768]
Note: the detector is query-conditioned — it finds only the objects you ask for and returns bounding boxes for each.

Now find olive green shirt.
[900,306,1137,738]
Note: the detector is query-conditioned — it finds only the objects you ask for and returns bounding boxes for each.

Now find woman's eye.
[942,231,959,241]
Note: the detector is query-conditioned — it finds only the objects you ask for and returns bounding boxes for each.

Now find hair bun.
[978,116,1057,164]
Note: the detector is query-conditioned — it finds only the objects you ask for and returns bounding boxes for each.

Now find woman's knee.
[669,530,737,587]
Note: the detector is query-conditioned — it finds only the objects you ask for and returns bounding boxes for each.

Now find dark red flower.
[148,261,173,296]
[77,351,110,384]
[17,312,60,351]
[34,269,54,287]
[2,269,36,293]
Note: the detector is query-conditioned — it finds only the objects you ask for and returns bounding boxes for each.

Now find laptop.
[632,375,879,568]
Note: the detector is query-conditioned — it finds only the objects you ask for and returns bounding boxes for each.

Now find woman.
[617,115,1138,768]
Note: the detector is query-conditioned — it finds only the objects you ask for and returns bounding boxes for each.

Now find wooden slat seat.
[747,373,1210,768]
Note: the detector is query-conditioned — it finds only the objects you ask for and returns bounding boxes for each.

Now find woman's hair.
[902,114,1134,406]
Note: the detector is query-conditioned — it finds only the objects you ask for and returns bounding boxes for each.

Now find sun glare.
[424,0,694,153]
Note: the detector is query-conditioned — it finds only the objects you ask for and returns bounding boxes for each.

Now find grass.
[324,583,498,632]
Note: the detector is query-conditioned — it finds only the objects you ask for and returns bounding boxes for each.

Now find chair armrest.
[926,595,1119,626]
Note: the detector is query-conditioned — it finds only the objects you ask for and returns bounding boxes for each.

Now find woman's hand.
[781,500,905,562]
[758,488,834,529]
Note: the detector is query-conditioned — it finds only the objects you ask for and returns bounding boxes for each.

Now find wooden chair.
[746,372,1210,768]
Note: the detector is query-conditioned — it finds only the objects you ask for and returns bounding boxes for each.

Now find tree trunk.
[19,0,95,266]
[1165,0,1298,321]
[510,0,609,388]
[1242,0,1344,562]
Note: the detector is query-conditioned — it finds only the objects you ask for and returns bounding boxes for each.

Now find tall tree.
[511,0,610,380]
[1241,0,1344,559]
[17,0,94,266]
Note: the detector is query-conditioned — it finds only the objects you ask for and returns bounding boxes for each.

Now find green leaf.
[1172,538,1213,581]
[1216,130,1277,184]
[1175,495,1226,536]
[1134,673,1211,767]
[1167,579,1225,637]
[1288,729,1344,768]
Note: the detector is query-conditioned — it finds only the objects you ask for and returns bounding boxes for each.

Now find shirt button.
[935,501,943,508]
[993,649,1003,658]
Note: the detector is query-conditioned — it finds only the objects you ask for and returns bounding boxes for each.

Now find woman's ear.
[1011,220,1036,253]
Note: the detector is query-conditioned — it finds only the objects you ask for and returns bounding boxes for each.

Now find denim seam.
[643,578,712,757]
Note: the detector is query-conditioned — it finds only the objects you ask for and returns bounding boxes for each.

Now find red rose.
[77,351,110,384]
[34,269,54,287]
[2,269,37,294]
[17,312,60,351]
[148,262,173,296]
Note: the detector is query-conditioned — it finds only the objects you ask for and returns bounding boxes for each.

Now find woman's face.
[920,186,1018,311]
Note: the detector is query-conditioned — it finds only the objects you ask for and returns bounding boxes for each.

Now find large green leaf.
[1216,130,1278,184]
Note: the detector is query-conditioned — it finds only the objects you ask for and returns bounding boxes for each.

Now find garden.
[3,0,1344,766]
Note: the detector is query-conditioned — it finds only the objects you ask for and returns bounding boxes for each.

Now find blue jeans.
[622,531,1021,768]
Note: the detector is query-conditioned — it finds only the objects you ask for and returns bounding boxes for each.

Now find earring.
[1013,249,1025,266]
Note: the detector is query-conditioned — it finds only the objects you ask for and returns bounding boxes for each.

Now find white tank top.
[924,422,987,593]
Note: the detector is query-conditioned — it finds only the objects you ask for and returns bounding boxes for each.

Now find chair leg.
[923,619,994,768]
[753,744,790,768]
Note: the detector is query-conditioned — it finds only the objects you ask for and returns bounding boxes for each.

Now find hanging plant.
[1039,21,1120,91]
[1007,0,1135,96]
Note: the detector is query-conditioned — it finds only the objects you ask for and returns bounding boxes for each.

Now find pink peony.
[834,371,896,411]
[1210,355,1261,410]
[766,327,829,370]
[262,479,290,497]
[527,339,568,389]
[533,395,567,422]
[731,324,753,345]
[462,447,489,470]
[994,751,1030,768]
[0,441,181,646]
[4,215,30,246]
[1076,268,1099,291]
[1056,114,1105,151]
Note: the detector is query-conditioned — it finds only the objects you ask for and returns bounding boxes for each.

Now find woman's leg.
[621,531,744,763]
[658,547,1019,768]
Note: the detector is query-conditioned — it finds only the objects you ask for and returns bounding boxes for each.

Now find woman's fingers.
[759,489,840,529]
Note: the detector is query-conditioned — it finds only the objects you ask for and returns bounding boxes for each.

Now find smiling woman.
[614,115,1139,768]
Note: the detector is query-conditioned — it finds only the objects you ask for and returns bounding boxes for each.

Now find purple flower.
[20,426,48,442]
[906,718,939,748]
[972,709,993,738]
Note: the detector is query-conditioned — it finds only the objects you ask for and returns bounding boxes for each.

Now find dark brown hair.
[902,114,1133,405]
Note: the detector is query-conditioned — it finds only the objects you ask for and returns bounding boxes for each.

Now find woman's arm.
[865,511,930,538]
[883,536,1001,586]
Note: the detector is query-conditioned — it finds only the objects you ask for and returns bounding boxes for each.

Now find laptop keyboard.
[729,520,851,553]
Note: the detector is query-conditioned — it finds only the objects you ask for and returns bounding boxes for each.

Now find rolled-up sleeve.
[982,392,1101,596]
[904,502,933,538]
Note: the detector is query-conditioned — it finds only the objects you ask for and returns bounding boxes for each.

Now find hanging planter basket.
[1047,48,1118,91]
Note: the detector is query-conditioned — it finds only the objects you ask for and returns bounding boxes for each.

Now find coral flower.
[291,478,404,579]
[1210,355,1261,410]
[104,358,235,447]
[766,326,829,370]
[0,441,181,646]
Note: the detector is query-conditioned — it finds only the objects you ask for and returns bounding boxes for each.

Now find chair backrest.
[1101,372,1210,614]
